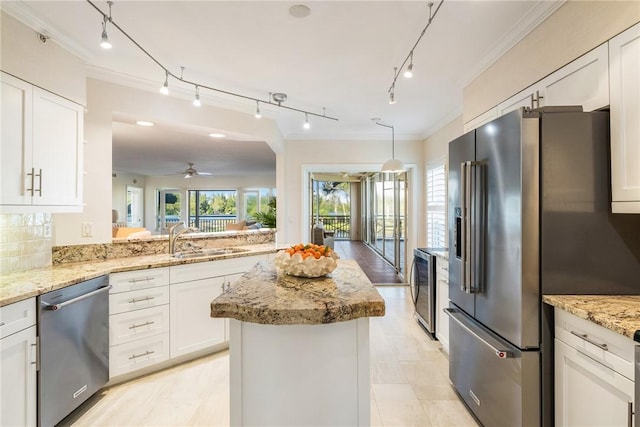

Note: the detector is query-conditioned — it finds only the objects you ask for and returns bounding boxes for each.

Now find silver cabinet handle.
[570,331,609,351]
[445,308,513,359]
[26,168,35,196]
[627,401,633,427]
[535,90,544,108]
[530,93,535,109]
[128,296,155,304]
[35,168,42,196]
[42,285,112,311]
[129,321,155,330]
[128,277,155,284]
[128,350,155,360]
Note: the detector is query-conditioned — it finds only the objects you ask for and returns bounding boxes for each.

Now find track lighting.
[85,0,339,124]
[193,85,201,107]
[303,113,310,130]
[404,53,414,78]
[99,1,113,49]
[160,70,169,95]
[255,101,262,119]
[387,1,442,97]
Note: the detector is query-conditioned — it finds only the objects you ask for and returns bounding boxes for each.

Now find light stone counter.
[543,295,640,340]
[212,259,385,426]
[0,243,280,307]
[210,259,385,325]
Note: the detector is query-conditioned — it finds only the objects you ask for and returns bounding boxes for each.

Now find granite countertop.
[543,295,640,342]
[210,259,386,325]
[0,243,280,307]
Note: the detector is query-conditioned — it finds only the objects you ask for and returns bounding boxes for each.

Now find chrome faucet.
[169,222,198,254]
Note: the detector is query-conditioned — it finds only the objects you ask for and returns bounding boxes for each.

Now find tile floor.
[62,286,479,427]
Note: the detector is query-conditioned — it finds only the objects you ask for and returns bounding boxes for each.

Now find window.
[426,163,446,248]
[187,190,237,232]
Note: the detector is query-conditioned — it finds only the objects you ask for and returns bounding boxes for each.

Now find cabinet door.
[542,43,609,111]
[0,325,37,427]
[610,23,640,213]
[555,339,634,427]
[1,72,33,206]
[32,87,83,207]
[170,276,226,358]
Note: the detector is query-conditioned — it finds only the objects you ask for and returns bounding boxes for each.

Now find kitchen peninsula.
[211,259,385,427]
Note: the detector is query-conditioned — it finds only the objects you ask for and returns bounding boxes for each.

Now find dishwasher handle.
[42,285,112,311]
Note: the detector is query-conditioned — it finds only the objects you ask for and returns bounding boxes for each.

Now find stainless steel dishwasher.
[38,275,110,427]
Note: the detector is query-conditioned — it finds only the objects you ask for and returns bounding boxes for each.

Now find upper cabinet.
[609,23,640,214]
[497,43,610,117]
[1,72,83,213]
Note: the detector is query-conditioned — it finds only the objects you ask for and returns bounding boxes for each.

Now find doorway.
[126,186,144,227]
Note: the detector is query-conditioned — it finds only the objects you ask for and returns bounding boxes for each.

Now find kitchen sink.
[172,247,249,259]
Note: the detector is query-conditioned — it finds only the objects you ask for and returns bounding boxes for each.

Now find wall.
[112,171,146,225]
[0,12,86,105]
[282,138,423,273]
[464,1,640,121]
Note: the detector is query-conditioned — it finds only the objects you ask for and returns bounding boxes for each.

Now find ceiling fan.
[179,163,212,178]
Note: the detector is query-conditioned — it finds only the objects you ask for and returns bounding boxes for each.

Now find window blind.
[426,164,446,248]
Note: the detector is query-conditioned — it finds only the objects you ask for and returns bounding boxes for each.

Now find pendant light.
[374,119,405,173]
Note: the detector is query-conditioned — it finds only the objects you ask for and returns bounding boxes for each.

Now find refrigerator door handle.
[460,161,475,294]
[445,308,513,359]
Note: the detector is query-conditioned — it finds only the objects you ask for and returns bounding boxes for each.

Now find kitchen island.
[210,259,385,427]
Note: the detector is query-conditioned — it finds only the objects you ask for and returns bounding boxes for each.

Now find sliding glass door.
[364,171,407,277]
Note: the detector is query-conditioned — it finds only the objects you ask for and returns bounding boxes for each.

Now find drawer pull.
[128,277,155,284]
[129,321,155,330]
[128,296,155,304]
[129,350,155,360]
[570,330,609,351]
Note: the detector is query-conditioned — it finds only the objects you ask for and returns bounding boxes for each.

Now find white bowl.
[274,249,339,278]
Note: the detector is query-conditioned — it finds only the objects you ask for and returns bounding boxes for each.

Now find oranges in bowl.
[275,243,339,278]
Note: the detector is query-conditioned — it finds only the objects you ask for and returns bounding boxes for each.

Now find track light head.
[160,71,169,95]
[100,18,112,49]
[389,90,396,105]
[193,86,201,107]
[303,113,310,130]
[255,101,262,119]
[403,63,413,79]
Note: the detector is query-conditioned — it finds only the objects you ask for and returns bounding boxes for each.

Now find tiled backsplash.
[0,213,53,274]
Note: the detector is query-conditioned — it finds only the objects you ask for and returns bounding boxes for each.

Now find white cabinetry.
[497,43,609,118]
[610,23,640,213]
[0,298,37,427]
[0,72,83,212]
[435,255,449,354]
[108,268,171,378]
[554,308,635,427]
[463,107,498,132]
[169,255,268,358]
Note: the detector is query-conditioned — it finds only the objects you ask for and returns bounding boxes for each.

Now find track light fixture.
[387,1,442,102]
[193,85,201,107]
[86,0,338,125]
[303,113,311,130]
[160,70,169,95]
[99,1,113,49]
[255,101,262,119]
[403,53,414,78]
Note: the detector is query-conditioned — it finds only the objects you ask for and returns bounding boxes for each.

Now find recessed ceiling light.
[289,4,311,18]
[209,133,226,138]
[136,121,154,127]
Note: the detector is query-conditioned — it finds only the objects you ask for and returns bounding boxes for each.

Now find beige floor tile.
[372,383,418,403]
[371,360,409,384]
[370,399,384,427]
[420,399,480,427]
[377,400,434,427]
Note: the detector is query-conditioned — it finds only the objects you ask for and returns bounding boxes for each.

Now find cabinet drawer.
[555,308,635,380]
[109,285,170,315]
[110,267,170,293]
[110,304,170,346]
[170,255,268,283]
[0,298,36,339]
[109,332,170,378]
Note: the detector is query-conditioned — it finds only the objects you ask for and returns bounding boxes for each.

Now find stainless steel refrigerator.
[446,107,640,427]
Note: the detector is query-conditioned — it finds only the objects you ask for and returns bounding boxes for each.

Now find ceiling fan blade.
[197,171,213,176]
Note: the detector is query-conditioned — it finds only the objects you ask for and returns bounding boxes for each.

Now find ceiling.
[4,1,563,177]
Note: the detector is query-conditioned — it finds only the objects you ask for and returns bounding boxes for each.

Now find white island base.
[229,318,370,427]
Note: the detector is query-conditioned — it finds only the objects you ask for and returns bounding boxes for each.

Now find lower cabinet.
[435,255,449,353]
[554,308,635,427]
[0,298,37,427]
